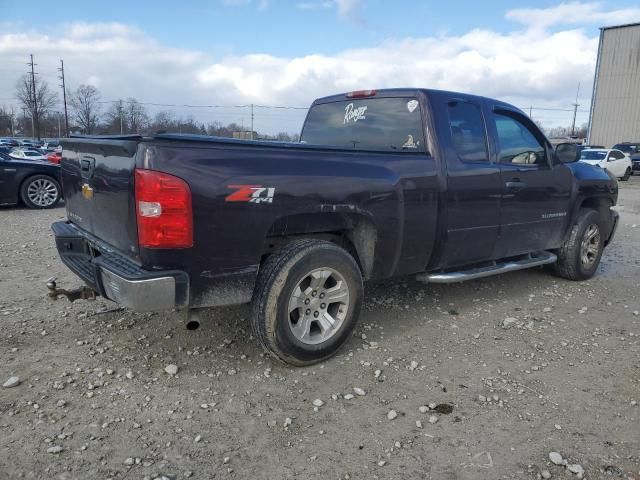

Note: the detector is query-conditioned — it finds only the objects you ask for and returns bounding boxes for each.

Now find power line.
[94,99,308,110]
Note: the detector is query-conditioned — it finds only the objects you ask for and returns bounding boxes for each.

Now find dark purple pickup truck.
[49,88,619,365]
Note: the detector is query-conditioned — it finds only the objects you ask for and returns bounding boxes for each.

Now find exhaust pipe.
[186,309,200,331]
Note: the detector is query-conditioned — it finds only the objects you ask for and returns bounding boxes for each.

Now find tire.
[251,239,363,366]
[20,175,61,209]
[553,209,605,281]
[621,168,631,181]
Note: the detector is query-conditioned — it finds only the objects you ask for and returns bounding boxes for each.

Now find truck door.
[442,99,502,268]
[489,108,573,258]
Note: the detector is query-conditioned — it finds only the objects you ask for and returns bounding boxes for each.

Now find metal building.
[588,22,640,147]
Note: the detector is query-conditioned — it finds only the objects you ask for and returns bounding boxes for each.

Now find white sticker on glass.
[344,103,368,124]
[402,134,418,149]
[407,100,419,113]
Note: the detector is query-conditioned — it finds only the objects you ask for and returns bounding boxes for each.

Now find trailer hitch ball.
[46,277,98,303]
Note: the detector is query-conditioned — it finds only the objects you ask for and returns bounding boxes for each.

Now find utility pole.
[58,60,70,137]
[250,104,254,140]
[28,54,40,140]
[9,107,15,136]
[529,106,533,118]
[57,113,61,137]
[570,82,580,137]
[119,100,124,134]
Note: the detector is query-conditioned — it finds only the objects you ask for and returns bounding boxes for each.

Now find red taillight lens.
[346,90,377,98]
[135,169,193,248]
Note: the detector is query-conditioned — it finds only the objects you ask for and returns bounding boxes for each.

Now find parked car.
[0,151,62,208]
[9,148,48,162]
[631,154,640,175]
[46,152,62,164]
[612,142,640,158]
[579,148,632,180]
[50,88,619,365]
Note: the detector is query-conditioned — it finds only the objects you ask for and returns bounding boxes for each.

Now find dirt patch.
[1,180,639,479]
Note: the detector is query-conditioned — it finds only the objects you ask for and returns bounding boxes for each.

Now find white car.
[579,148,632,181]
[9,149,48,162]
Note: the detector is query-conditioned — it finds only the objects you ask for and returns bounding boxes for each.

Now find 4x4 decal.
[225,185,275,204]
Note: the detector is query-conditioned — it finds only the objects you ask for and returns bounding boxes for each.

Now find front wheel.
[553,209,605,280]
[621,168,631,181]
[251,239,363,366]
[20,175,61,209]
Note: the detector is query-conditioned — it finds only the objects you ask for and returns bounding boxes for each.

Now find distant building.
[588,23,640,147]
[232,131,257,140]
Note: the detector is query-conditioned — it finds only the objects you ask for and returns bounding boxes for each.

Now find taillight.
[135,169,193,248]
[346,90,377,98]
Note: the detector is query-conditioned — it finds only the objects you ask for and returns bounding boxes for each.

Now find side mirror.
[555,143,579,163]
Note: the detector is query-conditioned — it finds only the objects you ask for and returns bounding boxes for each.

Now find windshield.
[580,150,607,160]
[301,97,426,152]
[24,151,41,156]
[612,144,638,153]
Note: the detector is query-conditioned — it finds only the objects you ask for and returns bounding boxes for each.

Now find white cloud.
[296,1,333,10]
[296,0,360,19]
[335,0,361,18]
[3,3,637,134]
[506,1,640,28]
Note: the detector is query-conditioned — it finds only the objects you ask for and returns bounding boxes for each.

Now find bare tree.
[104,100,127,134]
[15,74,58,136]
[125,99,149,134]
[70,85,101,134]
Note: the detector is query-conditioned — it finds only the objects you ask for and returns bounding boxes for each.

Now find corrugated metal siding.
[589,25,640,147]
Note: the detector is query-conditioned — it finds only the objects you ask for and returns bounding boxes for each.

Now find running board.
[417,251,557,284]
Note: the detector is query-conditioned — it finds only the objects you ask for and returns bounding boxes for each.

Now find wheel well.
[262,213,377,279]
[579,196,614,232]
[580,197,611,218]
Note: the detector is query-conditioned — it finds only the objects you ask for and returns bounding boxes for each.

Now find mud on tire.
[553,209,605,281]
[251,239,363,366]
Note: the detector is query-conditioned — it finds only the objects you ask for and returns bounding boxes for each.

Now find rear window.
[301,97,426,152]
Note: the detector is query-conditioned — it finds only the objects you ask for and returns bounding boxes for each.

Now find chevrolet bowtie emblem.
[82,183,94,199]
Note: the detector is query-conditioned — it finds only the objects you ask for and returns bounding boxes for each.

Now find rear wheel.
[251,239,363,366]
[621,168,631,181]
[553,209,605,280]
[20,175,61,209]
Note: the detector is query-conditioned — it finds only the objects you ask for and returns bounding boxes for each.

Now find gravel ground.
[1,179,639,480]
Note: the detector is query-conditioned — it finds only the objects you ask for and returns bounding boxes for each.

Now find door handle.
[505,180,527,189]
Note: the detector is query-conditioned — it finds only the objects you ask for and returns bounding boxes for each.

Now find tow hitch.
[46,277,98,303]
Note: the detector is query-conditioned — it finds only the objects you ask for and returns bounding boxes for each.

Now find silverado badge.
[81,183,94,200]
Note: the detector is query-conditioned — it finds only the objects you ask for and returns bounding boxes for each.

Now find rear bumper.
[52,221,189,311]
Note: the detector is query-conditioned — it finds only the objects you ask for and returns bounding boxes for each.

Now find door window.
[494,112,548,167]
[447,101,488,162]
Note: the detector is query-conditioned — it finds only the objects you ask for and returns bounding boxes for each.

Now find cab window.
[493,112,548,167]
[447,101,488,162]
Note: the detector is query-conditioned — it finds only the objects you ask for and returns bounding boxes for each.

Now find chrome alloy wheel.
[580,224,600,267]
[287,268,350,345]
[27,178,58,207]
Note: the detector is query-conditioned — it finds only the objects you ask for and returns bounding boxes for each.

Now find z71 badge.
[225,185,275,204]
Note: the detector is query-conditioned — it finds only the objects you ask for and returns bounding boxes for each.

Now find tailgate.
[60,137,141,258]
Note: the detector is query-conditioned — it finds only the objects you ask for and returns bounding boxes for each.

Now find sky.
[1,0,640,134]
